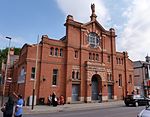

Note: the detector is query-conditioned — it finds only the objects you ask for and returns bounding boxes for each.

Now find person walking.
[48,94,52,106]
[52,92,57,107]
[2,96,14,117]
[13,92,24,117]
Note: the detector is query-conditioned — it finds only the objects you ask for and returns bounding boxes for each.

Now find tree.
[0,48,21,72]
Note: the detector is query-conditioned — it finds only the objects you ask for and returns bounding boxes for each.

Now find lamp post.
[31,35,39,110]
[1,36,11,107]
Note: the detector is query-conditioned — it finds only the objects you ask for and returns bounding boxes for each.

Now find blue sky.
[0,0,150,61]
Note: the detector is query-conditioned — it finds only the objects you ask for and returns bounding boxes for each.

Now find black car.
[124,95,150,107]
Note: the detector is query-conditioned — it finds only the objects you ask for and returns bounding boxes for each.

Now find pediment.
[82,20,106,32]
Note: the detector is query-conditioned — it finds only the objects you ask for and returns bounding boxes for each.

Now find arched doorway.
[91,74,102,100]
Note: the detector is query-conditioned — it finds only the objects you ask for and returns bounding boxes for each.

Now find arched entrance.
[91,74,102,100]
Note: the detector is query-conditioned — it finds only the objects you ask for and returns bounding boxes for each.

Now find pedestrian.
[52,92,58,107]
[13,92,24,117]
[98,91,102,103]
[48,94,52,106]
[132,90,135,95]
[60,95,65,105]
[2,96,14,117]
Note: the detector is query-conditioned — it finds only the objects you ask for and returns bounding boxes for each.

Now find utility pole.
[1,36,11,107]
[31,35,39,110]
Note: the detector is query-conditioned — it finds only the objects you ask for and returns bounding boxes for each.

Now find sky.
[0,0,150,61]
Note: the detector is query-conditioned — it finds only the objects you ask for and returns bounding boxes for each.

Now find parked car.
[137,105,150,117]
[124,95,150,107]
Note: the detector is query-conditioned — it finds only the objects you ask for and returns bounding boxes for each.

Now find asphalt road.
[22,106,145,117]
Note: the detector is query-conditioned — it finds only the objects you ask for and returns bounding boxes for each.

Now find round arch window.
[88,32,100,48]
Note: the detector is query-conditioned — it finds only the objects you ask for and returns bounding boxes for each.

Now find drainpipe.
[142,64,146,96]
[123,52,127,96]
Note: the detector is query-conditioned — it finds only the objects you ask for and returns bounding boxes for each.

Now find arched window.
[89,53,92,60]
[75,50,78,58]
[50,47,54,56]
[76,71,79,79]
[119,58,121,64]
[96,54,99,61]
[93,53,95,60]
[60,49,63,57]
[110,74,112,81]
[116,58,118,64]
[72,71,75,79]
[88,32,100,48]
[55,48,58,56]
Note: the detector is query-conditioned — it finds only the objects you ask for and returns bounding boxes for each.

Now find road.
[22,106,145,117]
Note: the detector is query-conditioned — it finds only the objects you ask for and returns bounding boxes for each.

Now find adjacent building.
[0,48,19,96]
[8,4,134,105]
[133,56,150,97]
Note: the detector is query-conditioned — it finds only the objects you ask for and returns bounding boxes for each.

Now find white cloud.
[56,0,150,61]
[119,0,150,61]
[56,0,110,27]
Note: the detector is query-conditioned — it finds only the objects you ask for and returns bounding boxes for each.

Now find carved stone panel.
[85,61,106,81]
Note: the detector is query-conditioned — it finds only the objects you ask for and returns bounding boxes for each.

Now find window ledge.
[72,79,81,82]
[52,85,57,87]
[30,79,35,81]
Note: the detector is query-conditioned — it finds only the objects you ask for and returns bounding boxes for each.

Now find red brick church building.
[12,4,134,105]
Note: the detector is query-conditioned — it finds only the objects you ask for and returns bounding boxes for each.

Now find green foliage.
[0,48,8,64]
[0,48,21,72]
[14,48,20,55]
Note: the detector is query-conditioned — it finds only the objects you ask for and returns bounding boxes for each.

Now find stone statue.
[91,3,95,14]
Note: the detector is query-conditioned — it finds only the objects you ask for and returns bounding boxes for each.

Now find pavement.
[0,99,124,115]
[23,100,124,114]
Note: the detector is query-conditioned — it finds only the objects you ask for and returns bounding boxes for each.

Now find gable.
[82,20,106,32]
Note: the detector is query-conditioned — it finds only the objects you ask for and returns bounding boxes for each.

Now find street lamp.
[31,35,39,110]
[1,36,11,107]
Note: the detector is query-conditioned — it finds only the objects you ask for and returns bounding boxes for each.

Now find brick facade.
[12,4,134,105]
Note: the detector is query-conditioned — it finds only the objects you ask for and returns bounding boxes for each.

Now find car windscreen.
[146,106,150,110]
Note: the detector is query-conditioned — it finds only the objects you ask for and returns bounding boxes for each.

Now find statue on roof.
[91,3,95,14]
[90,3,97,21]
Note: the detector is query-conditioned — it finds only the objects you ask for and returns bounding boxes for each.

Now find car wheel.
[125,103,129,106]
[135,102,138,107]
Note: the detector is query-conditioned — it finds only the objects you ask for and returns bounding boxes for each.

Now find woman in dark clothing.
[3,96,14,117]
[52,92,57,107]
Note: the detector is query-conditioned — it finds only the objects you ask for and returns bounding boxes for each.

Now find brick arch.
[91,74,102,81]
[91,74,102,100]
[84,29,101,45]
[87,71,105,82]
